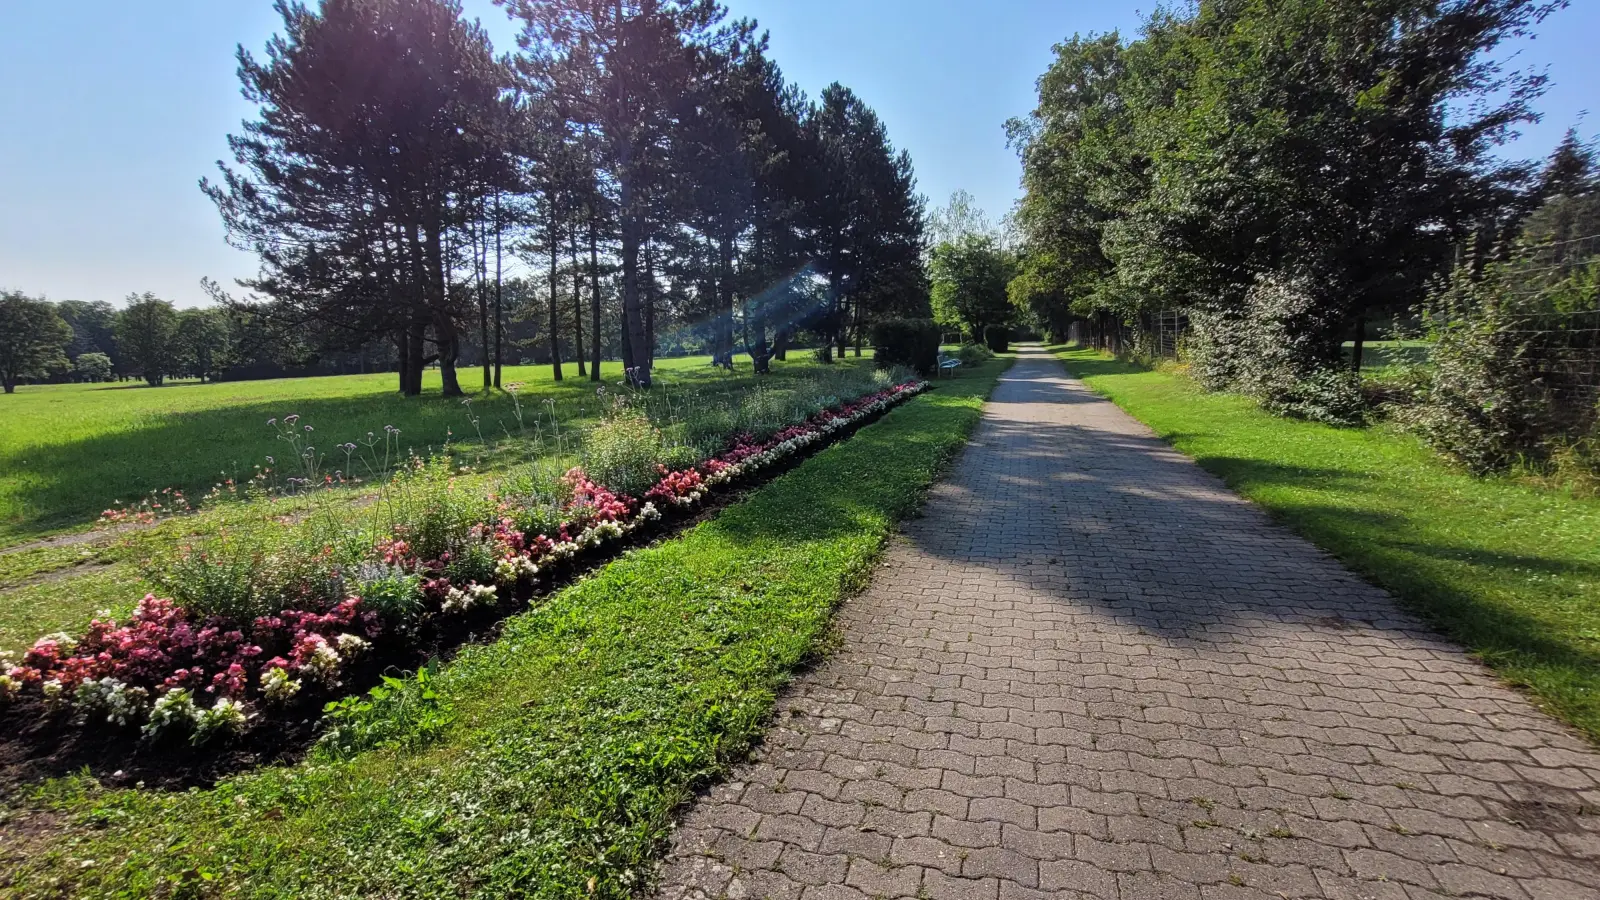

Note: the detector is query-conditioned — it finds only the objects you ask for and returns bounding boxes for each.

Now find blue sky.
[1,0,1594,307]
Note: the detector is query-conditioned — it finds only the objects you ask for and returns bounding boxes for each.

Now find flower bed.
[0,379,928,745]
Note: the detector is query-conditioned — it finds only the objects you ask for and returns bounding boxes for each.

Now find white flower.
[0,674,19,700]
[302,640,343,681]
[41,679,65,710]
[195,698,250,739]
[144,688,199,738]
[335,633,369,655]
[261,667,302,704]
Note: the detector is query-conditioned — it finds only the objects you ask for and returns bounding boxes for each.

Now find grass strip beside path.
[1053,347,1600,742]
[5,358,1008,900]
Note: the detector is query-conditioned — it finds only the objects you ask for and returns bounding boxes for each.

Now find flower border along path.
[0,379,927,752]
[1,359,1006,899]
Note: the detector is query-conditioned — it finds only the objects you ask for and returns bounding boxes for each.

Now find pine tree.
[204,0,513,396]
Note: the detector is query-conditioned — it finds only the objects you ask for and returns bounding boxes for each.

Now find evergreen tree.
[204,0,513,396]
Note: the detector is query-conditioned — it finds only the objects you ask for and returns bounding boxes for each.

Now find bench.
[937,353,962,377]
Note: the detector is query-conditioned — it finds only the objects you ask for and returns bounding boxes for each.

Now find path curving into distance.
[656,345,1600,900]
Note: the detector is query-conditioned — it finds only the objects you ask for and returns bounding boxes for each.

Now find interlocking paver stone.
[656,347,1600,899]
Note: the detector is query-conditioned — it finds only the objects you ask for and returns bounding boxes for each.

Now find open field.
[0,353,872,546]
[1,358,1008,899]
[1054,346,1600,740]
[0,353,881,654]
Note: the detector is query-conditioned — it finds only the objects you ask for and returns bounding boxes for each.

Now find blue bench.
[937,353,962,377]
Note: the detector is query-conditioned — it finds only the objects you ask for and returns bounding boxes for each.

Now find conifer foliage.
[205,0,927,394]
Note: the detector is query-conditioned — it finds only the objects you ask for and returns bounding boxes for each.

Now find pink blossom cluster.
[561,468,634,525]
[1,378,927,734]
[5,594,377,704]
[644,465,705,506]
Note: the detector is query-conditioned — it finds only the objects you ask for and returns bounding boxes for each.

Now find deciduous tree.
[0,291,72,393]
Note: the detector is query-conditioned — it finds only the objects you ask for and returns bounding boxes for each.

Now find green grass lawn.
[1053,346,1600,740]
[0,353,868,546]
[2,358,1007,900]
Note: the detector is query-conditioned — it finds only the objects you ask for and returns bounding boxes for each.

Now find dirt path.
[656,346,1600,900]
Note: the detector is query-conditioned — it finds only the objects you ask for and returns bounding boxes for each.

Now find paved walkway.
[657,347,1600,900]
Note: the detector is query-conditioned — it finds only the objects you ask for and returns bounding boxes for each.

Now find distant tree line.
[0,289,388,392]
[199,0,928,396]
[1002,0,1590,423]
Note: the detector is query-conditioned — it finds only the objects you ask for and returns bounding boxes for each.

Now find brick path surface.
[656,346,1600,900]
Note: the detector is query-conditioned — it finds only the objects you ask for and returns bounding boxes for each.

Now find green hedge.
[870,318,941,376]
[984,325,1010,353]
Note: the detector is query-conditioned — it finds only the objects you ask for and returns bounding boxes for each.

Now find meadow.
[0,354,864,546]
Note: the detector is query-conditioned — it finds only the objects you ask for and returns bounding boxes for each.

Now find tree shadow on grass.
[0,365,841,545]
[891,353,1600,737]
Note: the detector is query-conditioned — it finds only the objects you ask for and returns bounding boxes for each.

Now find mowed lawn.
[4,359,1008,900]
[1054,347,1600,741]
[0,354,856,546]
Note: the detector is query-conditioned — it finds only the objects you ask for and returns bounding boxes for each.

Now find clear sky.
[1,0,1594,308]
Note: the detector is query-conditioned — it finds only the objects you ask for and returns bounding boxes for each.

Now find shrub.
[983,325,1010,353]
[1187,273,1365,426]
[1399,259,1597,473]
[582,406,679,497]
[870,318,940,376]
[956,343,994,365]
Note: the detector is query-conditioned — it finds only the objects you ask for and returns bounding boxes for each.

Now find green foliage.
[983,325,1010,354]
[0,290,72,393]
[930,234,1014,342]
[73,352,113,383]
[1056,346,1600,742]
[955,343,994,366]
[114,292,179,387]
[868,318,940,376]
[319,664,453,759]
[1189,273,1365,426]
[1401,251,1600,474]
[149,523,353,622]
[8,359,1008,898]
[351,565,425,623]
[581,407,682,497]
[1011,0,1567,401]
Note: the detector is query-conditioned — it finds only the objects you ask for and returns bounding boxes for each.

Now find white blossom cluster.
[442,582,498,614]
[261,666,302,704]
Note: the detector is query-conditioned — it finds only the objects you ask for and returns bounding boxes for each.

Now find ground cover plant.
[0,365,924,749]
[0,357,1007,899]
[0,354,850,546]
[1053,346,1600,740]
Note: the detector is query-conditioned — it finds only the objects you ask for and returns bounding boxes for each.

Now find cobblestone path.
[656,346,1600,900]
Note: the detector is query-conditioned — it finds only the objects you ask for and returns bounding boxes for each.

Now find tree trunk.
[476,212,491,390]
[717,230,735,367]
[589,206,602,381]
[1350,315,1366,373]
[437,315,463,398]
[402,324,426,395]
[619,195,649,386]
[548,208,563,382]
[614,0,649,388]
[570,226,587,379]
[644,242,656,369]
[493,191,503,389]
